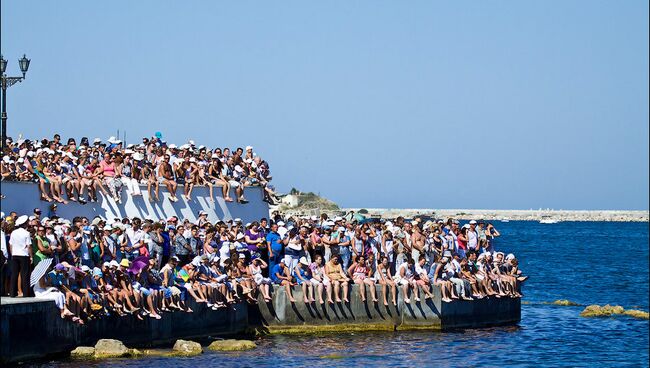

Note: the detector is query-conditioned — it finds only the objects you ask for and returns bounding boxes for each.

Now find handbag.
[139,246,150,257]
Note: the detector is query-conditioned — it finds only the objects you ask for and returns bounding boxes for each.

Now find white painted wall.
[0,181,269,223]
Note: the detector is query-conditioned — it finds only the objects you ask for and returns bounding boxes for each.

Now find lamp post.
[1,54,31,147]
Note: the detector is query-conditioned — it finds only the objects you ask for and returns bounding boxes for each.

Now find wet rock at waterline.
[580,304,649,319]
[208,339,257,351]
[551,299,581,306]
[93,339,130,358]
[171,340,203,356]
[70,346,95,358]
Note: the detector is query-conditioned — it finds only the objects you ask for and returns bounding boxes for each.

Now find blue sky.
[1,1,648,210]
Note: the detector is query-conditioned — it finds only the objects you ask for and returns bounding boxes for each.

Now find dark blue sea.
[34,221,649,367]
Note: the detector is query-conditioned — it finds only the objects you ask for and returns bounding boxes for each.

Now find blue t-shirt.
[266,232,283,253]
[47,271,66,287]
[270,264,284,282]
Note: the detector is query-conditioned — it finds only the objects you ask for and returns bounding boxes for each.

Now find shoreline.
[341,208,649,222]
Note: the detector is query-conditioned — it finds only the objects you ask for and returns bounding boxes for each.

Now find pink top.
[100,160,115,177]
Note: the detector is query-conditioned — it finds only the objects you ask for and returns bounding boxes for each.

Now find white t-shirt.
[1,230,8,258]
[414,263,426,277]
[287,237,302,251]
[468,230,478,249]
[126,228,144,247]
[452,259,461,274]
[397,262,412,279]
[143,232,153,250]
[219,242,231,266]
[9,228,32,257]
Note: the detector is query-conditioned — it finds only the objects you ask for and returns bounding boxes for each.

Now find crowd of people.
[0,208,527,325]
[0,134,278,204]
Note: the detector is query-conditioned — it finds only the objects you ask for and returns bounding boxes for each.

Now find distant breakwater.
[341,209,649,222]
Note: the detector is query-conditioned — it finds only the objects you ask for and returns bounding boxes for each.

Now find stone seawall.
[1,285,520,363]
[249,284,520,333]
[0,297,248,364]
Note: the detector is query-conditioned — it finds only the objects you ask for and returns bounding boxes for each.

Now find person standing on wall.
[9,215,33,297]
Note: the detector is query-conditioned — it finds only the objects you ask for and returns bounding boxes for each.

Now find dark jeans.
[10,255,31,297]
[0,252,7,296]
[269,251,282,277]
[259,248,270,277]
[177,253,190,267]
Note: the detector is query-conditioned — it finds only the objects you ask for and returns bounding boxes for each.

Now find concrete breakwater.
[0,297,248,364]
[342,208,649,222]
[1,285,520,364]
[250,284,520,333]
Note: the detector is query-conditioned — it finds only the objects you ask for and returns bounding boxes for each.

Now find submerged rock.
[320,354,345,359]
[140,349,171,357]
[551,299,581,306]
[70,346,95,358]
[623,309,650,320]
[208,339,257,351]
[580,304,626,317]
[94,339,130,358]
[127,348,143,357]
[171,339,203,356]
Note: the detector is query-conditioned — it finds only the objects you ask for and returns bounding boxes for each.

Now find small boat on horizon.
[539,216,560,224]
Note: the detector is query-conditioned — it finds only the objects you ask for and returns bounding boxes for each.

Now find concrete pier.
[1,286,520,363]
[0,297,248,364]
[249,284,520,333]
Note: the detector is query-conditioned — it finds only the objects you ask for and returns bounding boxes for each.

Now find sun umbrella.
[30,257,53,287]
[128,256,150,275]
[353,213,367,222]
[134,255,150,265]
[177,269,190,282]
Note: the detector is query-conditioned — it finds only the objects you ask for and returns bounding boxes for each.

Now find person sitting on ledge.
[377,255,398,306]
[1,211,527,325]
[429,255,456,302]
[348,254,378,303]
[395,257,417,304]
[270,258,296,303]
[325,255,349,303]
[293,256,314,304]
[414,255,435,301]
[249,257,272,302]
[308,254,329,305]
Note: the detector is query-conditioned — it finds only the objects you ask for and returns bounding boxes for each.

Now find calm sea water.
[32,221,649,367]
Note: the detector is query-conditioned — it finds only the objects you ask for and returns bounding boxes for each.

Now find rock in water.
[208,339,257,351]
[623,309,650,320]
[580,304,625,317]
[70,346,95,358]
[127,348,143,357]
[552,299,580,306]
[94,339,129,358]
[172,339,203,356]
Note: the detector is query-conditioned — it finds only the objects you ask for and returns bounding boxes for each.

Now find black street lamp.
[1,54,31,147]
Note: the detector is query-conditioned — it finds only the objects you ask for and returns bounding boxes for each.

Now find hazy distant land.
[342,208,649,222]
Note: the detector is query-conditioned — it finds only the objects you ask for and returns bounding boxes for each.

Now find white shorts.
[216,274,228,283]
[310,278,322,285]
[393,277,410,286]
[254,273,271,285]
